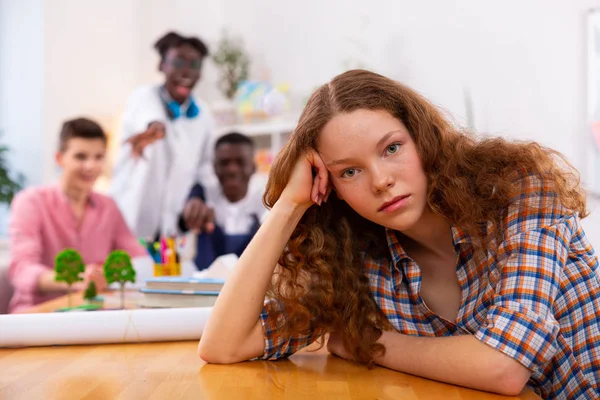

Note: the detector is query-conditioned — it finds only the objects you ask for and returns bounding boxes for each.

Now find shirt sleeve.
[108,198,148,258]
[109,89,165,235]
[7,191,50,296]
[255,300,321,360]
[474,174,573,371]
[110,90,159,178]
[194,109,218,187]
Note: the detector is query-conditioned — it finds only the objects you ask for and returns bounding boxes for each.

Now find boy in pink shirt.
[8,118,147,313]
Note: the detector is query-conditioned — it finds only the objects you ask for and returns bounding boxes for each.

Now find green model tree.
[83,281,97,303]
[54,248,85,308]
[104,250,136,309]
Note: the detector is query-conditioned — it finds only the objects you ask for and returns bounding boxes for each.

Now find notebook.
[138,288,219,308]
[143,277,225,292]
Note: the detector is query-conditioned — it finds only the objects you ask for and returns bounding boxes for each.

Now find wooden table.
[1,294,541,400]
[17,290,140,314]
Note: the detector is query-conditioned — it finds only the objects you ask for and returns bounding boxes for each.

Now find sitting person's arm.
[367,218,564,395]
[109,88,169,236]
[328,224,561,396]
[198,201,306,362]
[8,191,101,296]
[329,185,576,396]
[331,329,531,396]
[178,183,215,234]
[199,152,329,363]
[179,115,218,234]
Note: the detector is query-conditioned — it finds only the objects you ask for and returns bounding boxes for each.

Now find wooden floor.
[0,340,540,400]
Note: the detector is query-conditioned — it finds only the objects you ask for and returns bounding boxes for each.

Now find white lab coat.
[110,85,216,239]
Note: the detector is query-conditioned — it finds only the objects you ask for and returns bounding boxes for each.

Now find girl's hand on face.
[279,150,332,211]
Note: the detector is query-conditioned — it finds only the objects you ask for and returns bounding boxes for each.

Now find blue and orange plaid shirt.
[258,174,600,399]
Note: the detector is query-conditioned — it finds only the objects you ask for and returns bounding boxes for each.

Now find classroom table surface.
[17,289,140,314]
[1,293,542,400]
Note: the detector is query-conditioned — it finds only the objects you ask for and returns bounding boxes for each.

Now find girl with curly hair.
[199,70,600,399]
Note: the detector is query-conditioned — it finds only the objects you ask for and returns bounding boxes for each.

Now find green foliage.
[212,31,250,99]
[0,137,25,205]
[83,281,97,301]
[55,249,85,285]
[103,250,136,285]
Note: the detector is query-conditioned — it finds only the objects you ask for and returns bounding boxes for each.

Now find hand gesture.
[82,264,107,292]
[183,197,215,234]
[127,121,166,158]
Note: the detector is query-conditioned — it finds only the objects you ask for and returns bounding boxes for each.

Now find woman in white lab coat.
[111,31,216,240]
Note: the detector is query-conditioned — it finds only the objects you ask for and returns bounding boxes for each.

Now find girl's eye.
[341,168,356,178]
[386,143,400,154]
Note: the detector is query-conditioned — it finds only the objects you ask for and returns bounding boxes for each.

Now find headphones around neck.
[159,86,201,120]
[165,99,200,120]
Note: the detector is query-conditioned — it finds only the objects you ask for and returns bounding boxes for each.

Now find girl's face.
[318,109,429,232]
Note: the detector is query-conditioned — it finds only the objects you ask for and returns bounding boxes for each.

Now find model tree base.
[55,304,103,312]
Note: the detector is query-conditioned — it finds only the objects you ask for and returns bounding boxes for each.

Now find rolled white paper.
[0,307,212,348]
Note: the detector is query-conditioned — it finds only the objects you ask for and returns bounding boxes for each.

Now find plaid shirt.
[258,174,600,400]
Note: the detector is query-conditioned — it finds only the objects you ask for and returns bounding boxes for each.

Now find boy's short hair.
[154,31,209,62]
[215,132,254,151]
[59,118,107,151]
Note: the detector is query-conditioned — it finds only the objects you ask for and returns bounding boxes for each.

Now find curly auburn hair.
[263,69,587,366]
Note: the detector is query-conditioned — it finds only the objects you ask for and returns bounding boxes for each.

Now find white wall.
[582,194,600,247]
[0,0,45,186]
[42,0,139,183]
[0,0,45,235]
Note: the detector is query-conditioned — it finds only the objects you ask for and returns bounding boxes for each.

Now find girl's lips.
[378,194,410,213]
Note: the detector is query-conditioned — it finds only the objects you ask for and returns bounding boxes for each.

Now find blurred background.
[1,0,600,244]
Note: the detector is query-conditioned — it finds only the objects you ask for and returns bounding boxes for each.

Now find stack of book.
[138,277,225,308]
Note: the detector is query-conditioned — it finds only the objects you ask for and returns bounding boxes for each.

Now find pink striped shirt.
[8,185,146,313]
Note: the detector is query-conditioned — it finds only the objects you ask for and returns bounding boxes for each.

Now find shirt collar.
[450,225,472,245]
[385,228,411,265]
[385,224,472,268]
[53,184,96,208]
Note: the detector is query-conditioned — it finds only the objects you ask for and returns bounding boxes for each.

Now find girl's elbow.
[492,361,531,396]
[494,379,527,397]
[198,344,229,364]
[197,339,244,364]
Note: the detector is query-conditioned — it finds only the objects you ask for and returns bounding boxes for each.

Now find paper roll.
[0,307,212,348]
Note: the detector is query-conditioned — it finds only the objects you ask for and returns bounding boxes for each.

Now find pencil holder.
[153,263,181,277]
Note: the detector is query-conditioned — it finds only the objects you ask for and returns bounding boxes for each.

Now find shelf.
[216,115,299,157]
[216,118,297,137]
